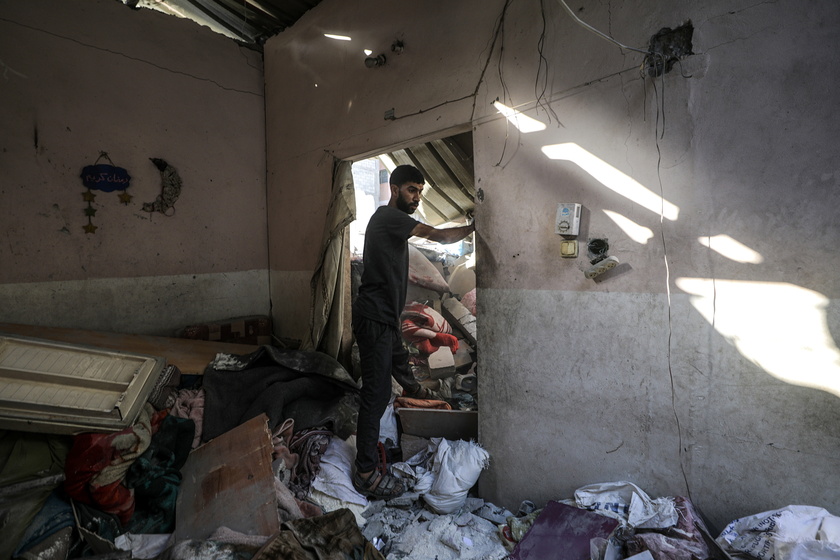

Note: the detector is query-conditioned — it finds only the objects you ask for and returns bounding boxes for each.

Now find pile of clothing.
[2,345,371,559]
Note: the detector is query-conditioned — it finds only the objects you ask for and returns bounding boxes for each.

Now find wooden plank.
[0,323,259,375]
[175,414,280,541]
[0,367,126,391]
[396,408,478,441]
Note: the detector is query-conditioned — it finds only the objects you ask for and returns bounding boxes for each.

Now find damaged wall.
[0,0,269,335]
[265,0,840,529]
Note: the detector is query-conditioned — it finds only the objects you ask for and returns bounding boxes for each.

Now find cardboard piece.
[511,501,619,560]
[175,414,280,541]
[428,347,455,379]
[452,339,474,370]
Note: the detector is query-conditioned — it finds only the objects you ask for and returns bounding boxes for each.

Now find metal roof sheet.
[387,132,475,227]
[122,0,323,45]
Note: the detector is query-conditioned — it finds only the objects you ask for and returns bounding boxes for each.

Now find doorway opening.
[349,131,479,418]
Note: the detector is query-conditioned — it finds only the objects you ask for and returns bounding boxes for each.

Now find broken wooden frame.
[0,334,164,434]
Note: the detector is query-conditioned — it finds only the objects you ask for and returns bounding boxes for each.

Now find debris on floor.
[4,328,840,560]
[508,500,620,560]
[362,499,508,560]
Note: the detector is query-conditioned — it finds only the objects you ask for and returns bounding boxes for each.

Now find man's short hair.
[389,164,424,187]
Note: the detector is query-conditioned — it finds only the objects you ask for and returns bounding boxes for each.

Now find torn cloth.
[626,496,711,560]
[252,508,384,560]
[202,345,360,442]
[394,397,452,410]
[124,413,195,534]
[169,388,205,449]
[287,427,332,501]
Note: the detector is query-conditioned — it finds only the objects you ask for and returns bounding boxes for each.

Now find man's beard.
[396,196,417,214]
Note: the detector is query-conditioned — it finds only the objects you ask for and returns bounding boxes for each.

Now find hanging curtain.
[302,159,356,359]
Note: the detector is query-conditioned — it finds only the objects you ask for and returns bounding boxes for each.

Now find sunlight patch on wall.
[603,210,654,244]
[494,101,547,133]
[699,234,764,264]
[542,143,679,220]
[676,277,840,398]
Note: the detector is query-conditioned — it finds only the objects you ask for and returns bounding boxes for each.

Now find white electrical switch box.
[560,239,578,258]
[555,203,581,236]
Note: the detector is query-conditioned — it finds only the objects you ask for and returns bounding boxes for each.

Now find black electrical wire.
[534,0,561,126]
[649,50,692,501]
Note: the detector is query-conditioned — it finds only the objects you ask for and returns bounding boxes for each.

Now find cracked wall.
[266,0,840,529]
[0,0,270,334]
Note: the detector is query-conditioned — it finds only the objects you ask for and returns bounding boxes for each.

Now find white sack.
[392,438,489,514]
[574,481,678,529]
[424,438,490,514]
[408,244,450,293]
[716,505,840,560]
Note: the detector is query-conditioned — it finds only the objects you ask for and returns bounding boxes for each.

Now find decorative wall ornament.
[79,152,132,234]
[143,158,182,216]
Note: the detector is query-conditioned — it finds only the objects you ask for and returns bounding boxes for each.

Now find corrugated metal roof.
[387,132,475,227]
[122,0,323,45]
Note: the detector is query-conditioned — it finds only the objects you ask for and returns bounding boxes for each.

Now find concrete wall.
[265,0,840,528]
[0,0,269,335]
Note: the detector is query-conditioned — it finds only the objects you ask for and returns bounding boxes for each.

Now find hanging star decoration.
[79,151,132,234]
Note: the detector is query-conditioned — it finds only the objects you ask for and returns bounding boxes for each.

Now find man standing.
[352,164,475,499]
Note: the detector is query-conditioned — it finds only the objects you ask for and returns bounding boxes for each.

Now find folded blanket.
[400,302,459,355]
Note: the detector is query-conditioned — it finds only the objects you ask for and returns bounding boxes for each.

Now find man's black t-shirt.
[353,206,419,328]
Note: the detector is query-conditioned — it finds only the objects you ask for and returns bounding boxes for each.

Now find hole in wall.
[348,132,478,415]
[588,238,609,264]
[644,21,694,77]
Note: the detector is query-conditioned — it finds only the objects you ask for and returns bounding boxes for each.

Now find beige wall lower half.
[269,270,315,345]
[478,287,840,531]
[0,270,270,336]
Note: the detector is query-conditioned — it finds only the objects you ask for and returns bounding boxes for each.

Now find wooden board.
[397,408,478,441]
[175,414,280,541]
[0,323,259,375]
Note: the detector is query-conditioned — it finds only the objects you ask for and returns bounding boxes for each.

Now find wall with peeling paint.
[0,0,269,335]
[265,0,840,528]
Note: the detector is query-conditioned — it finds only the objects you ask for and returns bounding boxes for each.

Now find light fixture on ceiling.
[365,54,387,68]
[324,33,351,41]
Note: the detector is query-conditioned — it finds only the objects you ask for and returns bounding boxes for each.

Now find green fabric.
[0,430,71,560]
[125,415,194,534]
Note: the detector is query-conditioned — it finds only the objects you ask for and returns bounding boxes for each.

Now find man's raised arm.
[411,222,475,245]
